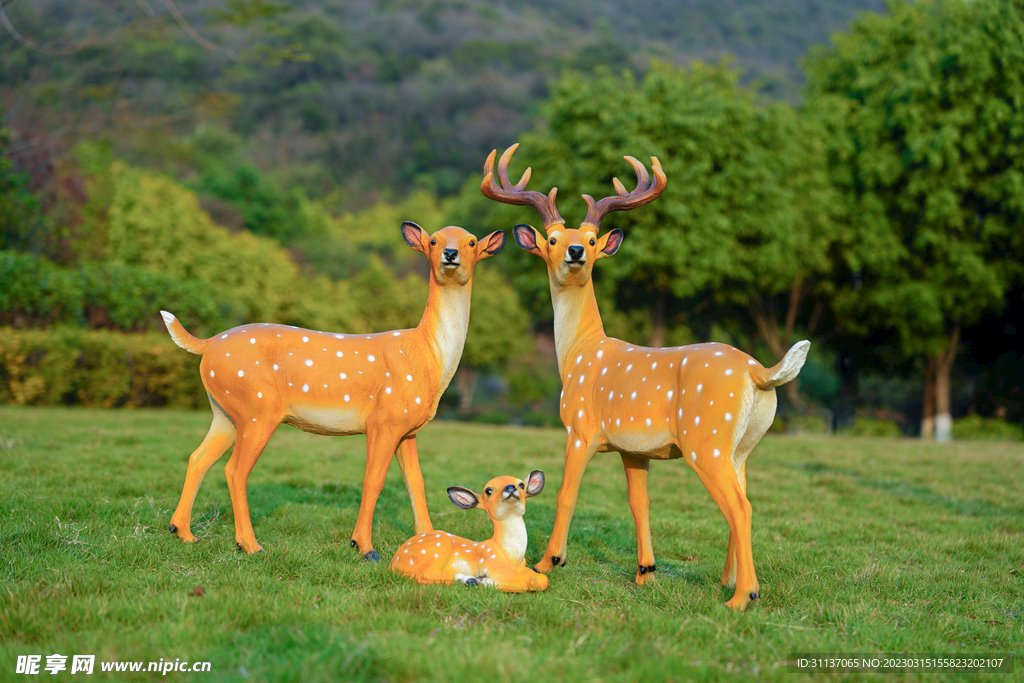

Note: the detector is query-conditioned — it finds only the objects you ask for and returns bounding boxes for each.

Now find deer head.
[447,470,545,522]
[481,144,666,288]
[401,222,507,286]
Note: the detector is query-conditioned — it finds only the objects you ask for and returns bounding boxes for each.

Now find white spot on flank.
[257,392,262,398]
[748,359,757,365]
[336,334,345,339]
[725,368,733,375]
[575,440,581,448]
[691,452,697,461]
[221,334,228,339]
[302,384,309,393]
[597,350,604,359]
[406,375,413,381]
[710,400,714,406]
[697,384,703,392]
[305,359,313,367]
[626,364,633,372]
[652,362,657,369]
[579,375,585,384]
[713,449,721,457]
[667,390,674,400]
[302,336,309,342]
[601,367,607,375]
[679,408,683,418]
[250,338,256,344]
[631,391,636,399]
[695,416,700,425]
[646,418,652,426]
[340,373,347,379]
[616,418,621,426]
[252,418,257,422]
[416,397,421,404]
[608,391,614,401]
[394,332,401,336]
[238,370,244,377]
[577,409,584,418]
[368,355,375,362]
[715,351,723,356]
[225,353,230,357]
[209,370,215,377]
[567,426,572,434]
[273,364,279,371]
[725,413,732,421]
[576,354,582,365]
[683,357,688,366]
[336,351,343,358]
[386,387,392,394]
[344,395,350,402]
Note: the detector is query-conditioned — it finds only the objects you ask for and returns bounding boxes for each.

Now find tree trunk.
[921,356,936,440]
[933,327,960,443]
[648,291,666,348]
[456,367,478,414]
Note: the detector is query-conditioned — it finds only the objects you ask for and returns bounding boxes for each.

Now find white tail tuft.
[161,310,210,355]
[753,340,810,389]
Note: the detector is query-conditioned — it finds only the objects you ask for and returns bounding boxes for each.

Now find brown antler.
[481,144,565,233]
[581,156,667,230]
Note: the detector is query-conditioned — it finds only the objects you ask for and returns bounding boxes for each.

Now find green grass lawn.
[1,406,1021,682]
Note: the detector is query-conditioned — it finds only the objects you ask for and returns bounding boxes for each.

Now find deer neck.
[491,514,528,563]
[417,276,472,396]
[550,278,606,381]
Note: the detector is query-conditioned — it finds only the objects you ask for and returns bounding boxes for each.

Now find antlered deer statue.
[161,222,506,560]
[482,144,809,610]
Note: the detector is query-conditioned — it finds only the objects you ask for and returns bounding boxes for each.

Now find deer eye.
[549,238,556,246]
[590,239,596,246]
[485,488,493,496]
[519,483,524,489]
[430,239,436,246]
[469,240,475,247]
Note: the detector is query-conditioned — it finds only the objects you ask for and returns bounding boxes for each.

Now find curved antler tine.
[483,149,497,175]
[497,143,520,186]
[612,177,628,197]
[516,166,533,189]
[624,156,650,190]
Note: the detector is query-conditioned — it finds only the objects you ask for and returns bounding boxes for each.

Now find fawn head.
[402,222,507,286]
[447,470,545,522]
[481,143,666,287]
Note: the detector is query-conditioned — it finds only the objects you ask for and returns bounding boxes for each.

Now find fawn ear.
[477,230,506,258]
[524,470,545,497]
[447,486,479,510]
[513,224,542,253]
[597,228,623,259]
[401,221,428,253]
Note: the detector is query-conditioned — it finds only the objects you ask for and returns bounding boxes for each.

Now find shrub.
[845,417,902,438]
[952,415,1024,442]
[0,327,205,408]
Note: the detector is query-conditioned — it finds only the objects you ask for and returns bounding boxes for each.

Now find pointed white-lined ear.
[597,228,623,259]
[525,470,545,497]
[401,221,427,253]
[478,230,507,257]
[447,486,479,510]
[513,224,542,253]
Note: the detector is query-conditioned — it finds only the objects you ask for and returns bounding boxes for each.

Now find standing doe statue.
[481,144,809,610]
[161,222,506,560]
[390,471,548,592]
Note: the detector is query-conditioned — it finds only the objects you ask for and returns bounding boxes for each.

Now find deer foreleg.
[536,436,598,573]
[395,437,433,535]
[621,454,656,585]
[350,423,404,562]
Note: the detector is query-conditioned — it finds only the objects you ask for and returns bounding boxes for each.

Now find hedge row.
[0,327,205,408]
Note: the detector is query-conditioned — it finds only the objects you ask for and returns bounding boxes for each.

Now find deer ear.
[477,230,507,258]
[447,486,479,510]
[524,470,545,497]
[401,221,427,253]
[597,228,623,259]
[513,224,542,253]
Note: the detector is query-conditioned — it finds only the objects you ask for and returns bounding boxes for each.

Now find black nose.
[443,248,459,262]
[504,484,516,494]
[567,245,585,261]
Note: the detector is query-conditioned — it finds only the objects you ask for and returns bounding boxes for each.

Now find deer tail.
[160,310,211,356]
[750,340,810,390]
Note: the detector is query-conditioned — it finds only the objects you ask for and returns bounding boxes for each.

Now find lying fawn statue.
[390,470,548,593]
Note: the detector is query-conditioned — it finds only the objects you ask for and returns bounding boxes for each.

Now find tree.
[807,0,1024,440]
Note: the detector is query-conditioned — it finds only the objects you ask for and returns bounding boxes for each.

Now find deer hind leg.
[720,463,747,587]
[223,419,279,554]
[697,458,758,610]
[536,436,598,574]
[350,422,405,562]
[169,405,236,543]
[620,454,656,585]
[395,437,433,535]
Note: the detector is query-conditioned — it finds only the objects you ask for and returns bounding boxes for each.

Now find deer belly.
[606,424,674,458]
[284,405,363,436]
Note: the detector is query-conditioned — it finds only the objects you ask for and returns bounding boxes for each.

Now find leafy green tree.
[0,128,43,253]
[807,0,1024,440]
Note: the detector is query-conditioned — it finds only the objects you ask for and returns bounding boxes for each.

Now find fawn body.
[390,471,548,592]
[482,145,809,609]
[162,223,506,558]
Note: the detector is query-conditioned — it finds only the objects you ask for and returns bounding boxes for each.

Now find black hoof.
[465,578,479,587]
[169,524,178,534]
[350,540,357,549]
[363,550,380,563]
[639,564,656,575]
[236,543,244,552]
[749,592,760,601]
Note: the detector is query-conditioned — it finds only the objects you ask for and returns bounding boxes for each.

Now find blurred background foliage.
[1,0,1022,439]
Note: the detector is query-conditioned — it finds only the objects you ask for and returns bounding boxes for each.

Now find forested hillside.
[1,0,884,207]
